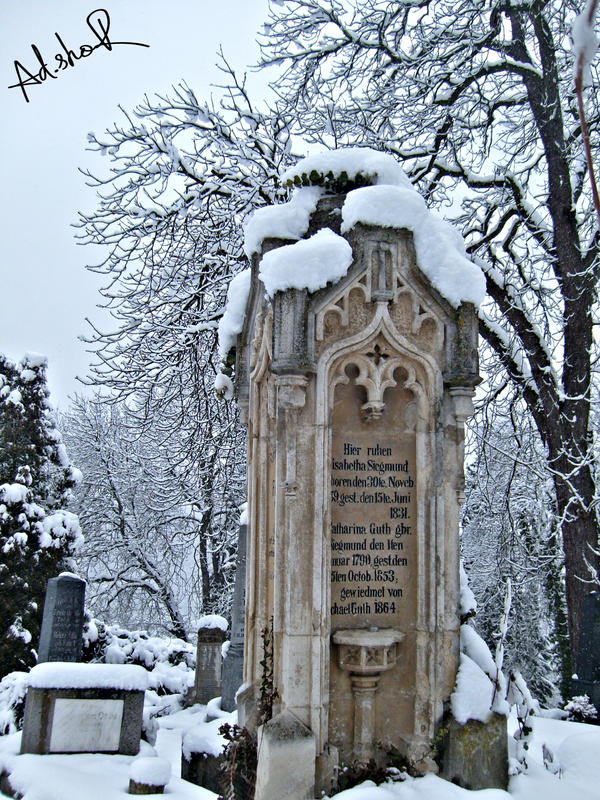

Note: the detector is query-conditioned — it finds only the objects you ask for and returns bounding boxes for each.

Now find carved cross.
[366,343,389,366]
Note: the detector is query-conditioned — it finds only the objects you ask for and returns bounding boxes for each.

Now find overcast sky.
[0,0,270,407]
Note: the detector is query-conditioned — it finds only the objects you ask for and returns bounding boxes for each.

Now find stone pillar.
[222,523,247,712]
[38,573,86,663]
[194,627,227,705]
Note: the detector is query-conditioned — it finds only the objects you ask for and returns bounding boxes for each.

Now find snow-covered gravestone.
[37,573,86,663]
[192,616,228,706]
[20,662,147,755]
[221,149,485,798]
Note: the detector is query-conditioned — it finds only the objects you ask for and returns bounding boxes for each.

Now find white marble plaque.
[49,698,124,752]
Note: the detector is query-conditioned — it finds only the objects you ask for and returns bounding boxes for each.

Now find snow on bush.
[80,617,196,743]
[565,694,598,723]
[82,618,195,695]
[0,672,28,735]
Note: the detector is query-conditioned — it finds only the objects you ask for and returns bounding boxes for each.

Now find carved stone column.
[333,629,405,762]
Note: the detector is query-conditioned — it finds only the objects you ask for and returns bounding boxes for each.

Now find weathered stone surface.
[255,710,316,800]
[439,713,508,791]
[222,523,248,712]
[37,574,86,663]
[181,752,221,794]
[20,687,144,755]
[191,627,227,706]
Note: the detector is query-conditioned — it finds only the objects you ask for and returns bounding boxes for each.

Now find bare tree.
[62,395,242,635]
[261,0,600,656]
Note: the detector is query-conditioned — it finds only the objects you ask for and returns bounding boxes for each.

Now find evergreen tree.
[0,353,82,678]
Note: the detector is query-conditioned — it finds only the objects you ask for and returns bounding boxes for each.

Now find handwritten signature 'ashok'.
[8,8,150,103]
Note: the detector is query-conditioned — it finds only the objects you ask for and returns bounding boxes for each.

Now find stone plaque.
[49,698,124,752]
[38,574,86,663]
[330,376,416,631]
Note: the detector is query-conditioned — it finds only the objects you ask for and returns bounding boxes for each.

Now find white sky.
[0,0,270,407]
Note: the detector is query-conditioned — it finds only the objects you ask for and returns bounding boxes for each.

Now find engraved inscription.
[330,378,416,627]
[49,698,124,752]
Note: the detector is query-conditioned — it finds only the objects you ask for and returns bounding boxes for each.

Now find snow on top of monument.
[27,662,149,691]
[193,614,228,632]
[243,187,322,257]
[451,652,495,725]
[259,228,353,297]
[341,185,486,308]
[129,756,171,787]
[217,268,251,360]
[281,147,413,190]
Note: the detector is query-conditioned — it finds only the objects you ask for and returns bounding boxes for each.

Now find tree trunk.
[553,464,600,657]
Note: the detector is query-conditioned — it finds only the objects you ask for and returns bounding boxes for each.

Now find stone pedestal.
[222,523,247,712]
[333,628,404,762]
[20,663,147,755]
[38,574,86,663]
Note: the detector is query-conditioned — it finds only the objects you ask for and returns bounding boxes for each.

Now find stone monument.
[227,150,484,798]
[37,573,86,663]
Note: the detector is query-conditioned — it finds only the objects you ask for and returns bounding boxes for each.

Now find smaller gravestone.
[37,573,86,663]
[572,591,600,712]
[222,521,247,712]
[192,618,228,706]
[20,662,147,755]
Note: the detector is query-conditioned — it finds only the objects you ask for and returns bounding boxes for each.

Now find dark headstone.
[222,522,247,712]
[193,627,227,706]
[181,751,222,794]
[572,591,600,711]
[37,574,86,663]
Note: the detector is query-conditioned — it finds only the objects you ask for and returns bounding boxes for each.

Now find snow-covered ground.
[1,707,599,799]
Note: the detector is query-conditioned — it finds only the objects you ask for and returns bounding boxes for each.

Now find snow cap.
[258,228,353,297]
[281,146,413,190]
[27,662,149,691]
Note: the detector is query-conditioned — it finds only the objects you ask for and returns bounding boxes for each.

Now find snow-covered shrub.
[81,616,196,742]
[0,671,28,734]
[82,617,195,693]
[564,694,598,723]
